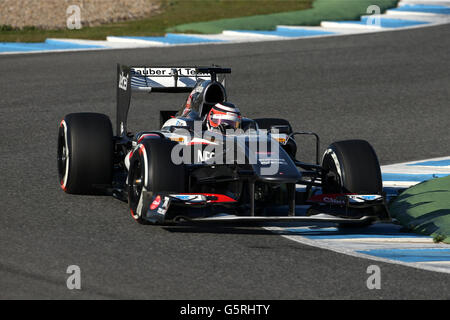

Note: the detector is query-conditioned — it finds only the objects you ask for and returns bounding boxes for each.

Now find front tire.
[321,140,384,227]
[57,113,113,194]
[128,138,186,224]
[321,139,382,195]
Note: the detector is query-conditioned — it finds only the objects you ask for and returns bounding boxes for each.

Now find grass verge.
[169,0,399,34]
[0,0,312,42]
[389,176,450,244]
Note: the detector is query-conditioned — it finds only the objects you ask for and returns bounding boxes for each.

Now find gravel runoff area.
[0,0,160,30]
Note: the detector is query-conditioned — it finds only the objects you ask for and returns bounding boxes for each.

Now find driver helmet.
[206,102,242,132]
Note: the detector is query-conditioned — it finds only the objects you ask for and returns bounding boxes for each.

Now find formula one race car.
[57,65,390,226]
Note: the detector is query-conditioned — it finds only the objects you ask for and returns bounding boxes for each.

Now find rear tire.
[321,139,382,195]
[57,113,113,194]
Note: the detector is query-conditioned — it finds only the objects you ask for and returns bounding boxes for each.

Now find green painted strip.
[389,175,450,244]
[169,0,399,34]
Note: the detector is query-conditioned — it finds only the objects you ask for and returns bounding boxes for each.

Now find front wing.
[140,191,389,225]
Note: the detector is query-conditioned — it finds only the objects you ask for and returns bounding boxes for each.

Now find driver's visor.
[211,113,241,129]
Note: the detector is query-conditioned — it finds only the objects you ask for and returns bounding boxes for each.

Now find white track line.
[266,226,450,274]
[267,156,450,274]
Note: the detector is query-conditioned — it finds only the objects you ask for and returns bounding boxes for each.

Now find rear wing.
[116,64,230,136]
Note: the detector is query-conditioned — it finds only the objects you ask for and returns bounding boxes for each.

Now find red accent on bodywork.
[187,141,211,146]
[150,195,161,210]
[207,194,236,203]
[138,134,159,143]
[60,179,67,191]
[130,209,137,220]
[178,193,237,203]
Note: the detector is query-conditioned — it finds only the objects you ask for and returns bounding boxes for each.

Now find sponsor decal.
[133,68,169,76]
[118,72,128,91]
[156,197,171,215]
[150,195,161,210]
[132,68,209,77]
[258,158,287,165]
[171,194,206,202]
[170,193,236,203]
[348,195,383,203]
[308,194,382,205]
[308,194,348,205]
[197,150,215,162]
[322,196,346,205]
[145,195,170,223]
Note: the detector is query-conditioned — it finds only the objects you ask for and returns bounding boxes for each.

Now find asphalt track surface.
[0,24,449,299]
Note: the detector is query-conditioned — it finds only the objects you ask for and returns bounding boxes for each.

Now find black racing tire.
[254,118,296,159]
[57,112,113,194]
[128,138,186,224]
[321,139,382,195]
